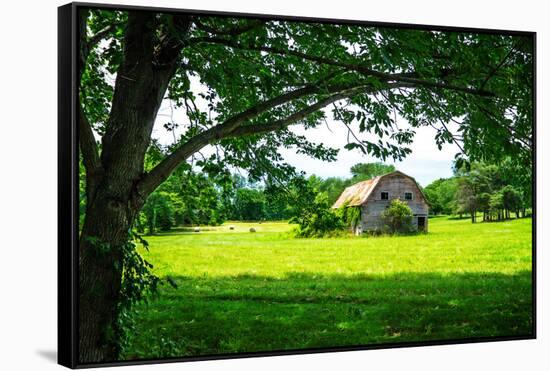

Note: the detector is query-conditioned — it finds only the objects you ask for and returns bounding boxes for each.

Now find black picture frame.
[58,2,537,368]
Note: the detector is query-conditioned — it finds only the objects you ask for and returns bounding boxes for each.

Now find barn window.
[381,192,389,200]
[404,192,413,200]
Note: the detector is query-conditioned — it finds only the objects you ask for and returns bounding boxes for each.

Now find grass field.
[123,217,533,359]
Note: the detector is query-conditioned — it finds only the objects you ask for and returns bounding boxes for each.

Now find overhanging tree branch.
[479,43,517,91]
[135,83,401,198]
[204,72,351,133]
[227,86,370,137]
[188,37,496,97]
[135,81,363,197]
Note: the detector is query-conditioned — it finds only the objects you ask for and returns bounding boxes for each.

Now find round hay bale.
[229,225,235,230]
[249,227,256,233]
[194,227,200,233]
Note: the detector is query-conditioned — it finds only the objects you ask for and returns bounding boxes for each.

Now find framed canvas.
[58,2,536,368]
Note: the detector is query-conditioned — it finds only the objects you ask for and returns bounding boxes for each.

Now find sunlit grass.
[123,217,533,359]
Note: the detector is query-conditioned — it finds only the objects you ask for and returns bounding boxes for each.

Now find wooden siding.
[356,173,429,233]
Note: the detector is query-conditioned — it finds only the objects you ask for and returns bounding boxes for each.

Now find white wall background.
[0,0,546,369]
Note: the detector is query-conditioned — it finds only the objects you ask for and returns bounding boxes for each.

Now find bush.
[291,193,346,237]
[381,199,414,234]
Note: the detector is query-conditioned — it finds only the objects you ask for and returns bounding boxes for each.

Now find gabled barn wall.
[357,173,429,233]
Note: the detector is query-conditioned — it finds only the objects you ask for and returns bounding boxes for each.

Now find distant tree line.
[133,160,395,234]
[424,159,532,223]
[81,154,531,234]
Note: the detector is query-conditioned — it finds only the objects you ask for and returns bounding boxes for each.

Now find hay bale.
[249,227,256,233]
[194,227,200,233]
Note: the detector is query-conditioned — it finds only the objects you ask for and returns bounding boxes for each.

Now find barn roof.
[331,176,381,208]
[331,170,426,208]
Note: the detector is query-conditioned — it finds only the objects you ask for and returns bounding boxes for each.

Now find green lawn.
[123,217,533,359]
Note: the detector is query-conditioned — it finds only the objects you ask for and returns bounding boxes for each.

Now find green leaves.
[82,9,532,207]
[343,142,363,152]
[114,232,161,356]
[84,235,113,256]
[80,9,126,134]
[453,161,530,222]
[291,191,347,238]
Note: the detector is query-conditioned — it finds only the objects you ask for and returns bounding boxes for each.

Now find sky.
[152,97,460,187]
[280,120,458,187]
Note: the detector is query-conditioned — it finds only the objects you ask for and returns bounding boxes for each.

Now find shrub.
[291,193,346,237]
[381,199,414,234]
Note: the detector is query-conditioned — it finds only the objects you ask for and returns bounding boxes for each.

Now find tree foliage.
[424,161,530,222]
[81,10,533,198]
[141,192,177,234]
[291,192,346,238]
[350,162,395,181]
[232,188,267,221]
[423,178,458,215]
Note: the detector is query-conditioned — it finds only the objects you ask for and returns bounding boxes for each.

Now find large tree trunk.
[77,12,191,363]
[78,196,137,362]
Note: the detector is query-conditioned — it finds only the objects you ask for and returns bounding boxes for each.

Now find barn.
[332,170,429,234]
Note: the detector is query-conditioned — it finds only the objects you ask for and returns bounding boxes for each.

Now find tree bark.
[79,195,135,362]
[78,12,191,363]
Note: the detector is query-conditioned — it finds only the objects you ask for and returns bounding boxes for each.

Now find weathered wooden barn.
[332,170,429,234]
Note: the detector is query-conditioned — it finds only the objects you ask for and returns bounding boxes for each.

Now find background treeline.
[84,156,530,235]
[130,162,396,234]
[425,160,532,223]
[135,170,296,234]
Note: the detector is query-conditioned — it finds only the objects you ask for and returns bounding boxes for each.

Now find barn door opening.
[417,216,426,231]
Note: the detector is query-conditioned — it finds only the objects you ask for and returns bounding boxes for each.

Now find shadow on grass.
[123,270,533,360]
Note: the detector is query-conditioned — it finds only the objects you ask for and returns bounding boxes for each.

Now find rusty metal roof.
[331,176,382,208]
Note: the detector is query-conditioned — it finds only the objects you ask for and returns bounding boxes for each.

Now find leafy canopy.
[81,10,533,187]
